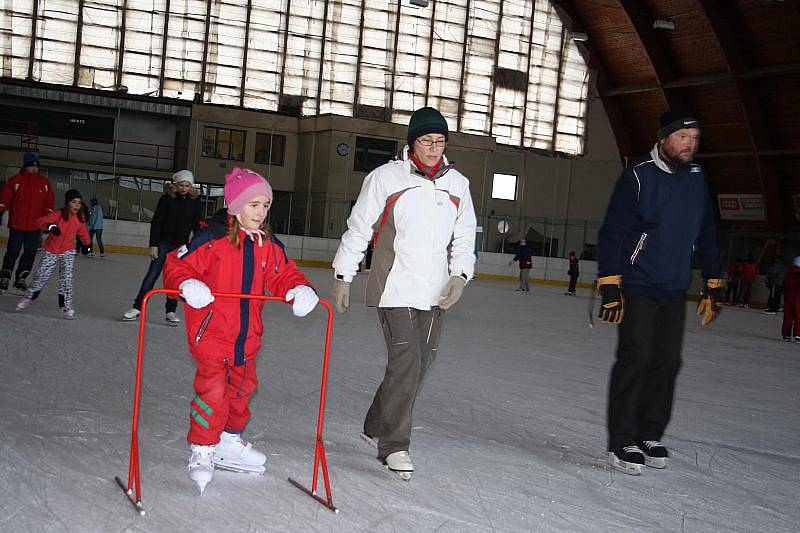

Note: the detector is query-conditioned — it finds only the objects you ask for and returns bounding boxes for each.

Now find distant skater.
[122,170,202,326]
[565,251,579,295]
[509,239,533,292]
[15,189,91,319]
[87,198,105,257]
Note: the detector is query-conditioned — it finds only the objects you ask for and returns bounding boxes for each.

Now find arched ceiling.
[553,0,800,232]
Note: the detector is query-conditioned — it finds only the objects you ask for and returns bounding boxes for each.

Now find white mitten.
[285,285,318,317]
[179,279,215,309]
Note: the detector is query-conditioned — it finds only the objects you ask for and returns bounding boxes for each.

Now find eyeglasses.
[415,138,447,148]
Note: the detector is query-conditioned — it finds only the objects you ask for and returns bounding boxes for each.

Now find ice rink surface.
[0,252,798,532]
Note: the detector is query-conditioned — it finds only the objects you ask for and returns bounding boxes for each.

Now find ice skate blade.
[609,452,642,476]
[195,480,209,494]
[213,460,266,474]
[360,432,378,448]
[385,465,412,481]
[644,456,667,469]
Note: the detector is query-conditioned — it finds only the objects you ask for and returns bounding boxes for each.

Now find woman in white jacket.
[332,106,477,479]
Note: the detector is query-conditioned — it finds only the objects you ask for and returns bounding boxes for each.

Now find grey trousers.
[364,307,445,459]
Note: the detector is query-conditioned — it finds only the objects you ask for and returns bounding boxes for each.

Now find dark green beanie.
[407,107,449,147]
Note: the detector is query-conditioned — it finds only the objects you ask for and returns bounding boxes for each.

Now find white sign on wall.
[717,194,765,221]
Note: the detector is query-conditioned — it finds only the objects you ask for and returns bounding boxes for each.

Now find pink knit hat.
[224,167,273,215]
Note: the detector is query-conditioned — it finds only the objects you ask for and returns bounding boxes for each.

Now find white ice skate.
[383,451,413,481]
[213,432,266,474]
[122,308,141,321]
[188,444,215,494]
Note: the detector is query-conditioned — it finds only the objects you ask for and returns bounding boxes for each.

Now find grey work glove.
[439,276,466,310]
[332,279,351,314]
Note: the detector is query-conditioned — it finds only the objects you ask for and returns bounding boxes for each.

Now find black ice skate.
[609,445,645,475]
[13,271,29,293]
[639,440,668,469]
[0,270,10,294]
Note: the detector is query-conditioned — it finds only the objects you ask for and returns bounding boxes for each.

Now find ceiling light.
[653,19,675,30]
[570,31,589,42]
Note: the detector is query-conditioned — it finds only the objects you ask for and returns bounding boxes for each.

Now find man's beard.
[660,146,694,167]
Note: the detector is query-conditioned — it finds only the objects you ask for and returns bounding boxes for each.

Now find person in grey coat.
[764,255,787,314]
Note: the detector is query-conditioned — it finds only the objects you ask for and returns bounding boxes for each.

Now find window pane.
[216,129,231,159]
[230,130,245,161]
[202,127,217,157]
[354,137,397,173]
[271,135,285,165]
[140,178,164,222]
[255,132,269,164]
[491,173,517,200]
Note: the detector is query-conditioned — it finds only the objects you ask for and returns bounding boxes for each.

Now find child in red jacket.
[164,167,318,493]
[16,189,90,319]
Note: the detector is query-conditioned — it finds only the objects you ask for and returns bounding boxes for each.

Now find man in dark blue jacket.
[596,110,726,475]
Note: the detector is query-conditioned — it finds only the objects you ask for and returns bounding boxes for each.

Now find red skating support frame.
[115,288,338,515]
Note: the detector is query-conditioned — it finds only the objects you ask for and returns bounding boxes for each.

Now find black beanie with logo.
[658,110,700,140]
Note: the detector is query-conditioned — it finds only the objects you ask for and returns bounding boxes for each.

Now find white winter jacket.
[333,147,477,310]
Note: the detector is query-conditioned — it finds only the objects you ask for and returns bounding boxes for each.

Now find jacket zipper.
[194,310,213,344]
[630,232,648,265]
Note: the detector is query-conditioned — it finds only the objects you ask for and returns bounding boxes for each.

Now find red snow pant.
[781,297,800,338]
[188,354,259,445]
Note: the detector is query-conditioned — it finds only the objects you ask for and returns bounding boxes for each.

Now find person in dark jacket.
[508,239,533,291]
[565,250,579,295]
[0,152,54,293]
[596,110,725,476]
[122,170,202,325]
[764,255,787,314]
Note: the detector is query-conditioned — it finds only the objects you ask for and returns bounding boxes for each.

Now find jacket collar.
[401,145,453,181]
[650,143,674,174]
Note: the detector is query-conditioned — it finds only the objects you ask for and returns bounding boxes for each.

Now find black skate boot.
[0,270,10,294]
[609,445,645,475]
[639,440,668,469]
[13,271,30,292]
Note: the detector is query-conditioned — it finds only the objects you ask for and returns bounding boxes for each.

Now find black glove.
[697,278,725,326]
[80,244,92,256]
[46,223,61,236]
[597,275,624,324]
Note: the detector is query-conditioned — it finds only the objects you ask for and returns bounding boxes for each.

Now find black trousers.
[1,229,41,280]
[607,292,686,451]
[567,275,578,293]
[90,229,105,255]
[766,285,783,311]
[364,307,445,460]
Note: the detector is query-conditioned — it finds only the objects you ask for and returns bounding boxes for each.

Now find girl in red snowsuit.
[164,167,318,492]
[781,257,800,340]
